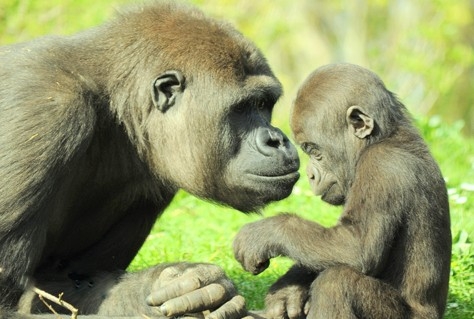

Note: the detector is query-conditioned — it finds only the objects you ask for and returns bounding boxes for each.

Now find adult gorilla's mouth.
[223,170,300,212]
[240,171,300,205]
[247,170,300,184]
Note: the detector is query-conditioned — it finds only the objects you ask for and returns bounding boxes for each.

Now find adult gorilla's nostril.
[257,127,287,156]
[267,129,286,148]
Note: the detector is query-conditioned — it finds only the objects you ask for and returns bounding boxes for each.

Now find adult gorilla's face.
[147,70,299,212]
[218,76,300,211]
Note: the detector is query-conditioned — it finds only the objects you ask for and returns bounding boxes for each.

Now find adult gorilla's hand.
[146,263,247,319]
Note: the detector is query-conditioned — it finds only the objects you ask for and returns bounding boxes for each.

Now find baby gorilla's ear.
[346,106,374,139]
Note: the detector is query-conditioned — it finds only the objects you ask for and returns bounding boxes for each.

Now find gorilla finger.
[183,263,227,284]
[147,276,202,306]
[247,259,270,275]
[158,265,184,281]
[285,294,306,319]
[180,315,206,319]
[303,301,310,315]
[206,295,247,319]
[233,251,246,269]
[159,283,229,316]
[286,303,304,319]
[182,268,236,297]
[246,310,270,319]
[265,301,287,319]
[151,265,184,291]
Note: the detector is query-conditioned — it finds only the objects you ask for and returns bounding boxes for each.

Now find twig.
[33,287,78,319]
[37,293,61,318]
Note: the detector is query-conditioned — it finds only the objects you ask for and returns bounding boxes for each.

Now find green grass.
[129,116,474,318]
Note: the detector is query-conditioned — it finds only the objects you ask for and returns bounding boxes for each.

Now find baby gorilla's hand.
[233,216,287,275]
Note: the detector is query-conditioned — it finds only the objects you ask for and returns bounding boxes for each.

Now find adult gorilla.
[0,2,300,318]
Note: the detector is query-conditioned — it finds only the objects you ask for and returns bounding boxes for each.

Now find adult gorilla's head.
[105,2,300,212]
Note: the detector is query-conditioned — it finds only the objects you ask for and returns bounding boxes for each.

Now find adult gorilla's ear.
[152,70,185,113]
[346,105,374,139]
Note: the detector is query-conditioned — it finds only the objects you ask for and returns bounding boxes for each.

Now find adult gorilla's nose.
[256,127,292,155]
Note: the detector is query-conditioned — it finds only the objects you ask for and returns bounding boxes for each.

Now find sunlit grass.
[446,231,474,318]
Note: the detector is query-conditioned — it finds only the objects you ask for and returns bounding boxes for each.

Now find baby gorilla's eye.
[301,142,321,155]
[301,142,311,154]
[301,142,322,159]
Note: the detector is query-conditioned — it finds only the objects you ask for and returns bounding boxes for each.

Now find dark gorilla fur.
[234,63,451,319]
[0,2,300,318]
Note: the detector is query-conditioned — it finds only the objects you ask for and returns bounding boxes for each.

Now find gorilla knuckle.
[207,295,247,319]
[183,276,202,291]
[286,307,302,319]
[266,309,286,319]
[205,283,227,299]
[160,266,182,280]
[204,263,225,276]
[230,294,246,308]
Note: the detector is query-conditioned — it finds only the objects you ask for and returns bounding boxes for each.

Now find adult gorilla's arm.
[22,264,245,318]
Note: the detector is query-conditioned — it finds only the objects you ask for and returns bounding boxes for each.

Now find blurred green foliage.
[197,0,474,135]
[1,0,473,133]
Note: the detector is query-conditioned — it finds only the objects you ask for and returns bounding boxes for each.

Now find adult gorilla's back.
[0,2,300,318]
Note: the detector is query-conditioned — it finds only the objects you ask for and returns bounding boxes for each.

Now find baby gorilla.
[234,64,451,319]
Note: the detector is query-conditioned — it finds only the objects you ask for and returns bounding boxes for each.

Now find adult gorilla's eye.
[258,98,273,112]
[256,99,273,122]
[233,103,246,114]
